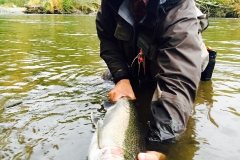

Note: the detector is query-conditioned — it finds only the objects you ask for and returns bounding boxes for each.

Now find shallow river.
[0,15,239,160]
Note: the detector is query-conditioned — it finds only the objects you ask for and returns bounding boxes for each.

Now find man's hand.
[108,79,136,102]
[138,151,166,160]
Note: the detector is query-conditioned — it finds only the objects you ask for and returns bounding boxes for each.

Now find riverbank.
[0,5,98,15]
[196,0,239,18]
[0,6,25,15]
[0,2,239,18]
[0,6,94,15]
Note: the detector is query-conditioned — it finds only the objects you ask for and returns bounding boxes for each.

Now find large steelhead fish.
[88,97,146,160]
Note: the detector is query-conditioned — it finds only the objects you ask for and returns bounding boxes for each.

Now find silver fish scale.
[123,103,145,159]
[99,98,146,159]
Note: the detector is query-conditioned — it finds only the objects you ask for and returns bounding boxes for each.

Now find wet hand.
[108,79,136,102]
[138,151,166,160]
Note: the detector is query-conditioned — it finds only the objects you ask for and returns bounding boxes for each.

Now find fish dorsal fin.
[91,112,99,125]
[97,121,102,149]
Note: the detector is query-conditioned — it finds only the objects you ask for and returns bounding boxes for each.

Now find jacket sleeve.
[147,0,202,152]
[96,0,130,83]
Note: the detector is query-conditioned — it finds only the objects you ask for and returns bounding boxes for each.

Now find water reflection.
[195,81,218,128]
[197,81,214,106]
[0,16,240,160]
[0,15,110,160]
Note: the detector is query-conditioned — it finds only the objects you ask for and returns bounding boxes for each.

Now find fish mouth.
[97,146,135,160]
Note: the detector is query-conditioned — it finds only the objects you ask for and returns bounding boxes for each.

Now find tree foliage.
[0,0,29,7]
[196,0,240,17]
[0,0,239,16]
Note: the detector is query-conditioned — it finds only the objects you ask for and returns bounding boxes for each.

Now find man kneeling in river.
[96,0,208,159]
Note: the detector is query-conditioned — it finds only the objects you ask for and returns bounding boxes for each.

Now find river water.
[0,15,239,160]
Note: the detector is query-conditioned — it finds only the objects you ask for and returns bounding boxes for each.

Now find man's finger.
[128,94,136,100]
[138,151,166,160]
[138,153,157,160]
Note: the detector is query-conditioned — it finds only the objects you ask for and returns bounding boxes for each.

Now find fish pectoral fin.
[97,121,102,149]
[91,112,100,125]
[103,101,115,109]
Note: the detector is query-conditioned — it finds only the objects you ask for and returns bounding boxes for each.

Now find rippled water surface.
[0,15,239,160]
